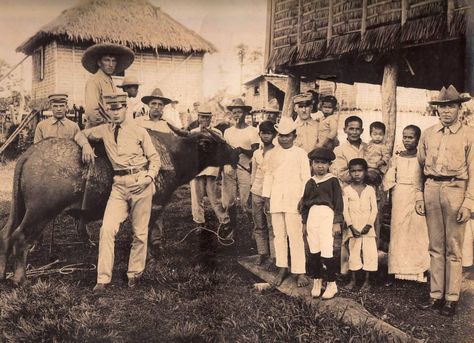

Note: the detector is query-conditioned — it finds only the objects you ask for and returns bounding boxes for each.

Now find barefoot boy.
[262,117,311,287]
[251,120,277,267]
[343,158,378,291]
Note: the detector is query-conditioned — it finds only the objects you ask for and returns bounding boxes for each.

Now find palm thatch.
[267,0,472,71]
[16,0,216,55]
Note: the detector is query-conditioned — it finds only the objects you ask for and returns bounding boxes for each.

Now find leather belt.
[425,175,462,182]
[114,166,147,176]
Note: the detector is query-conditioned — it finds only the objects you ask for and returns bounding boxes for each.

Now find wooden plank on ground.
[238,255,422,343]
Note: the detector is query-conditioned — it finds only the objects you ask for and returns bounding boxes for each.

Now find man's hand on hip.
[415,200,425,216]
[457,207,472,224]
[130,175,153,195]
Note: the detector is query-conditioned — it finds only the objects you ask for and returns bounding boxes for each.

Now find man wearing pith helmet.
[117,75,143,120]
[415,85,474,316]
[75,92,160,293]
[34,93,80,144]
[82,43,135,128]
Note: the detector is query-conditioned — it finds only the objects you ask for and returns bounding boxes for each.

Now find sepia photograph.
[0,0,473,342]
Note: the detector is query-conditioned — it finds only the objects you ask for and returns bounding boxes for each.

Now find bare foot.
[360,281,371,291]
[272,267,288,287]
[256,254,267,265]
[295,274,309,287]
[264,258,277,272]
[345,280,357,290]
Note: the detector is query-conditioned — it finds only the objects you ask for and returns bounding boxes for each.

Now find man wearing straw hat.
[117,75,144,120]
[75,92,160,293]
[135,88,174,134]
[222,98,260,237]
[34,93,80,143]
[415,85,474,316]
[82,43,135,128]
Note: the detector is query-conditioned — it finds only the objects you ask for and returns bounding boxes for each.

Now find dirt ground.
[0,161,473,342]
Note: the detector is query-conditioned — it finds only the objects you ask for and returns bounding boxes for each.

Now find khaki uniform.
[34,117,80,144]
[75,119,160,284]
[84,69,116,128]
[416,121,474,301]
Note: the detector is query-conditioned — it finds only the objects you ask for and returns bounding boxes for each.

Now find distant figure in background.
[34,94,80,144]
[383,125,429,283]
[82,43,135,128]
[117,76,144,120]
[135,88,173,134]
[189,104,230,228]
[163,99,183,128]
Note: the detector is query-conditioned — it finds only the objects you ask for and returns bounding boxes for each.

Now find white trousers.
[307,205,334,258]
[348,236,378,272]
[271,212,306,274]
[97,173,153,284]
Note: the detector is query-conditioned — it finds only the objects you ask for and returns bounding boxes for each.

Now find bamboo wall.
[268,0,472,70]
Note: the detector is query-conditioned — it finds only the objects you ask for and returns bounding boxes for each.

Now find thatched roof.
[266,0,472,90]
[16,0,217,55]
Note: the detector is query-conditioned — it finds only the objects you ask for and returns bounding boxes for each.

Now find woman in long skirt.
[383,125,430,282]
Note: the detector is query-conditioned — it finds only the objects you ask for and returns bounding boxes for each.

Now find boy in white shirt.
[343,158,378,291]
[262,117,311,287]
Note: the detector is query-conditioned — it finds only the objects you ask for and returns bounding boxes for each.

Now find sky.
[0,0,267,97]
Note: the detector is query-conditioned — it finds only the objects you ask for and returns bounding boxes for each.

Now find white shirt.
[262,145,311,213]
[224,125,260,168]
[163,106,183,128]
[126,96,145,121]
[342,184,378,236]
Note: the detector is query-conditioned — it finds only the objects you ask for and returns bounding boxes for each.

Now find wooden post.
[264,0,274,68]
[466,4,474,94]
[401,0,408,25]
[381,60,398,154]
[282,74,300,117]
[361,0,368,35]
[327,0,333,47]
[447,0,454,32]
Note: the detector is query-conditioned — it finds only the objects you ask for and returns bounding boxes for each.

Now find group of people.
[31,43,473,318]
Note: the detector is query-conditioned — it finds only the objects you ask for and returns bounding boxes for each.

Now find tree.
[235,44,264,92]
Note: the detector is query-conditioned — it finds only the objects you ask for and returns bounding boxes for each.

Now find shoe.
[311,278,322,298]
[440,301,457,317]
[417,297,444,310]
[128,277,139,288]
[322,282,338,300]
[93,283,107,294]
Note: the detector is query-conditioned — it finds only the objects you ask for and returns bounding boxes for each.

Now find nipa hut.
[16,0,216,111]
[243,73,287,111]
[264,0,473,151]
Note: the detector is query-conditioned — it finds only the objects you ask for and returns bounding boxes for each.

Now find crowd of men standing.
[32,43,473,317]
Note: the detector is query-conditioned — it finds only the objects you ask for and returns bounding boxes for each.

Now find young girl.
[262,116,311,287]
[383,125,430,282]
[300,147,343,299]
[343,158,378,290]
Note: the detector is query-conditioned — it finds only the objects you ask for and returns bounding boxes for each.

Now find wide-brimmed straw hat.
[274,116,297,134]
[81,43,135,74]
[141,88,172,105]
[117,75,141,88]
[227,98,252,112]
[429,85,471,105]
